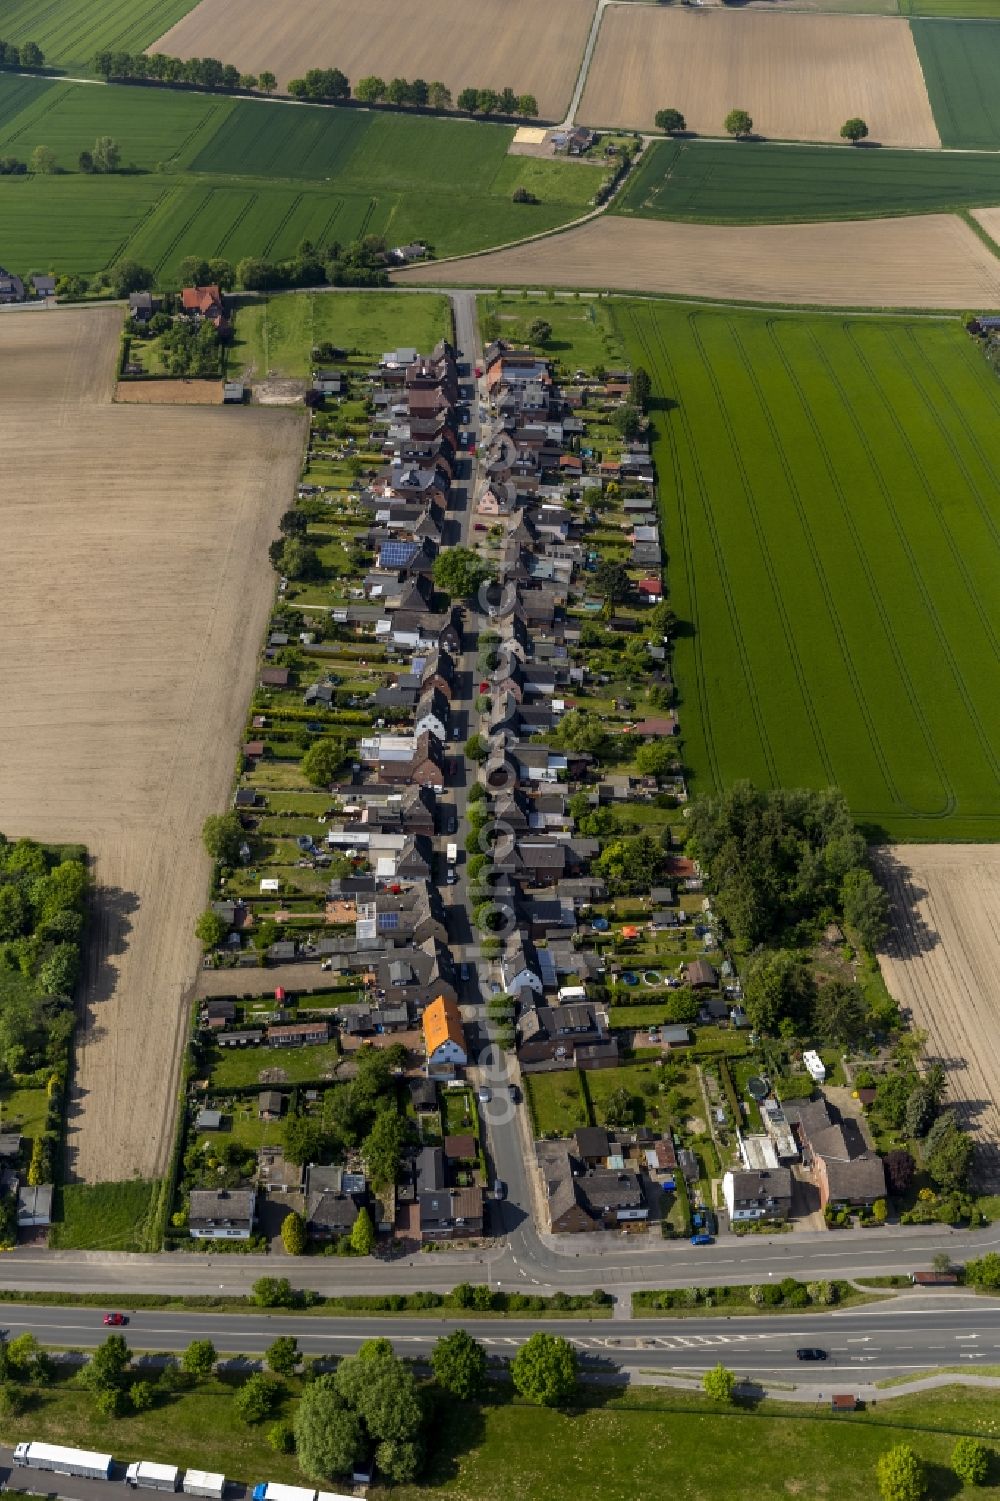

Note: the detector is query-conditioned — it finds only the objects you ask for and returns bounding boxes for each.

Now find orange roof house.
[422,994,468,1075]
[181,284,227,329]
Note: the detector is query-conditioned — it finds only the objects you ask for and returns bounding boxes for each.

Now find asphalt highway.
[4,1298,1000,1379]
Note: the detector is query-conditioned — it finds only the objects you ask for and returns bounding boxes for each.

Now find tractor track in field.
[801,324,957,819]
[692,312,836,785]
[844,322,1000,790]
[648,307,780,787]
[728,315,903,810]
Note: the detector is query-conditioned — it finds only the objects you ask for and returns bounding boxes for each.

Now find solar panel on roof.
[379,911,400,929]
[379,540,419,568]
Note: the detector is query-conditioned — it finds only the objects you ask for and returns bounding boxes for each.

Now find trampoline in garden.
[621,971,639,987]
[747,1076,768,1102]
[643,971,660,986]
[592,917,609,932]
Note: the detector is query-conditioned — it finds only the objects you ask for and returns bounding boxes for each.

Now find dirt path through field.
[393,212,1000,308]
[876,845,1000,1189]
[0,306,305,1183]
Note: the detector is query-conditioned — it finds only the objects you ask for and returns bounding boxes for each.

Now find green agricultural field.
[616,137,1000,223]
[911,18,1000,147]
[615,301,1000,841]
[0,0,199,74]
[903,0,1000,17]
[0,78,598,281]
[229,289,451,378]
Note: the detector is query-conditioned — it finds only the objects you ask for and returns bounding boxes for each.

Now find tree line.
[0,40,44,69]
[655,105,869,143]
[94,51,539,116]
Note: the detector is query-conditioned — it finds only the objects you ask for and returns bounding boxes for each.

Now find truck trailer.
[13,1443,114,1481]
[126,1461,182,1490]
[183,1471,226,1499]
[252,1485,317,1501]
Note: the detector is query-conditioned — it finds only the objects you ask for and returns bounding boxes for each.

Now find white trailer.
[446,843,458,865]
[14,1443,114,1481]
[127,1462,182,1491]
[183,1472,226,1499]
[252,1485,317,1501]
[803,1049,827,1084]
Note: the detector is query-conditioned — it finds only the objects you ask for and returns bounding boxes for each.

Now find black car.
[795,1348,827,1362]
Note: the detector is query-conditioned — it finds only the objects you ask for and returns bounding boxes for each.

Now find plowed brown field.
[393,213,1000,308]
[0,307,304,1183]
[876,846,1000,1188]
[579,9,940,146]
[153,0,594,121]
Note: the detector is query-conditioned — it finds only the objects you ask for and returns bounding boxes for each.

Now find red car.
[103,1312,128,1326]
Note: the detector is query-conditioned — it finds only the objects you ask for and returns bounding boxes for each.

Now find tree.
[20,42,44,68]
[702,1363,737,1403]
[334,1340,423,1475]
[876,1444,926,1501]
[932,1252,953,1275]
[78,149,94,173]
[431,1329,488,1400]
[841,867,890,952]
[924,1112,973,1192]
[724,109,753,138]
[252,1276,296,1308]
[433,546,492,599]
[873,1197,888,1223]
[92,136,121,173]
[457,87,479,113]
[301,738,343,787]
[604,1085,635,1128]
[516,93,538,117]
[631,365,652,408]
[268,1421,294,1454]
[30,145,57,174]
[476,88,499,115]
[278,537,322,580]
[282,1112,327,1167]
[281,1210,307,1256]
[294,1375,366,1480]
[181,1340,217,1380]
[465,734,487,762]
[965,1253,1000,1291]
[83,1334,131,1393]
[511,1333,578,1406]
[363,1107,407,1186]
[266,1336,299,1376]
[635,740,674,777]
[527,317,552,346]
[952,1436,990,1486]
[594,558,632,604]
[202,811,244,865]
[130,1379,155,1412]
[743,949,815,1034]
[654,107,686,134]
[234,1372,283,1425]
[884,1149,916,1197]
[194,908,226,949]
[259,71,277,94]
[428,82,452,111]
[111,259,154,297]
[841,117,869,144]
[615,402,643,440]
[350,1206,376,1256]
[813,979,869,1048]
[905,1082,938,1139]
[355,75,386,102]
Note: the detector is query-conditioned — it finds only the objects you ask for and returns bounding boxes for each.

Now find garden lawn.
[229,290,451,378]
[4,1374,307,1482]
[615,136,1000,222]
[209,1040,342,1088]
[911,18,1000,147]
[615,300,1000,840]
[524,1071,590,1135]
[479,293,626,372]
[584,1061,668,1128]
[394,1386,1000,1501]
[0,78,594,281]
[50,1180,160,1251]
